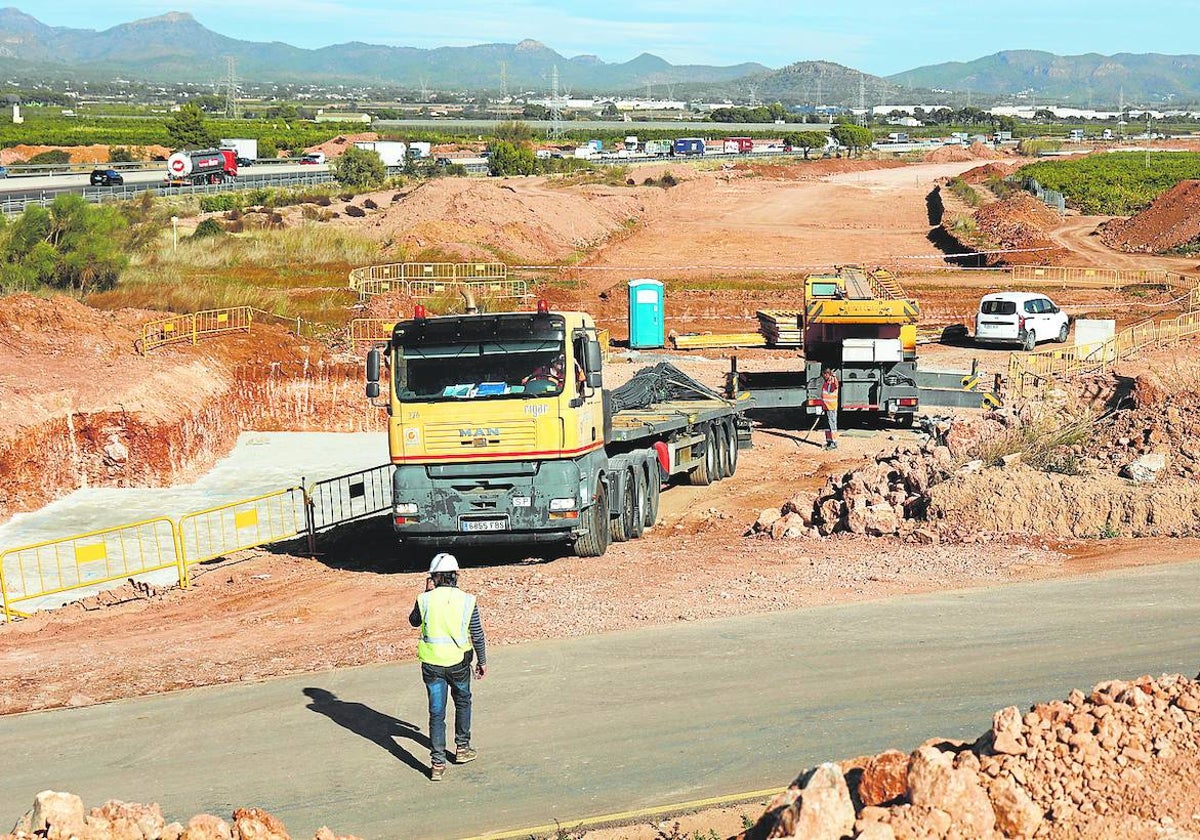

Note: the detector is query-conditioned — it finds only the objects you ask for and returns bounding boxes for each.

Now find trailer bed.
[610,398,739,443]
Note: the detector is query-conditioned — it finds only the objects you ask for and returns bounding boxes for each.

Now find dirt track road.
[1049,215,1199,274]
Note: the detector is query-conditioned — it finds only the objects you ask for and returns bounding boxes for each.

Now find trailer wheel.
[688,424,715,486]
[573,482,610,558]
[725,420,739,476]
[643,459,661,529]
[610,467,641,542]
[713,423,730,480]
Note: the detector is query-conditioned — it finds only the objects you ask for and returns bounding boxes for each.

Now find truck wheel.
[688,425,715,486]
[725,421,739,477]
[628,468,646,539]
[714,423,730,480]
[574,483,610,558]
[610,469,638,543]
[896,413,915,429]
[643,461,661,529]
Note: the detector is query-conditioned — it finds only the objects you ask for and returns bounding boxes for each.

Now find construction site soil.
[4,153,1200,839]
[1100,179,1200,254]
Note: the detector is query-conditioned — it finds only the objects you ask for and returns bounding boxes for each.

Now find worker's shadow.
[303,687,431,774]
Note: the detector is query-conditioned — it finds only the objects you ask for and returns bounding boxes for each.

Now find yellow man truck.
[733,267,921,424]
[365,303,747,557]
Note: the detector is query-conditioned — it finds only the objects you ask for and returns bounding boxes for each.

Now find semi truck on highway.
[365,302,746,557]
[732,267,921,425]
[165,149,237,185]
[672,138,705,156]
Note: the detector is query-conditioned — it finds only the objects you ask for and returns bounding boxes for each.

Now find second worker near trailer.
[409,552,488,781]
[821,368,839,450]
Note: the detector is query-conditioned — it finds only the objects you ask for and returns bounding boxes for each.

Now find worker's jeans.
[825,408,838,436]
[421,655,473,767]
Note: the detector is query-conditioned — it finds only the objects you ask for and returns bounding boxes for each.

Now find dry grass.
[89,225,379,327]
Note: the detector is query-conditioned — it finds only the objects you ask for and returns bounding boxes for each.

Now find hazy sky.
[31,0,1200,76]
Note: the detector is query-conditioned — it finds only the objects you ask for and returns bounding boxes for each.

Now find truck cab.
[367,304,608,550]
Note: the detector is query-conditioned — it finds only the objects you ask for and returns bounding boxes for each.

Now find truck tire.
[714,423,730,480]
[629,468,647,539]
[643,460,661,529]
[688,425,716,486]
[611,467,642,542]
[725,420,739,476]
[574,483,610,558]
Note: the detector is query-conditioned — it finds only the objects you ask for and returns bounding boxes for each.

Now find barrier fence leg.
[302,479,317,557]
[0,564,11,623]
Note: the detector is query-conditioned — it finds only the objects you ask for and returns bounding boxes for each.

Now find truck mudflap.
[390,452,607,546]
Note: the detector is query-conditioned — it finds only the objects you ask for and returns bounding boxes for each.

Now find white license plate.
[460,518,508,532]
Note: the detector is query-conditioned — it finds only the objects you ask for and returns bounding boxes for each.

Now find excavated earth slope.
[1100,179,1200,254]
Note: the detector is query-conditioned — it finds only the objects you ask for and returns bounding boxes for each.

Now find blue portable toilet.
[628,278,664,349]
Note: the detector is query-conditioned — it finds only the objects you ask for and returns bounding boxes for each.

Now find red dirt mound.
[959,162,1019,184]
[973,193,1070,265]
[1100,179,1200,254]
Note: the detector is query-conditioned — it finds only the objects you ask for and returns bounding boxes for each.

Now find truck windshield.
[396,339,567,401]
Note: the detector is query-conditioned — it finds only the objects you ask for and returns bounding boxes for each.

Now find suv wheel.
[1021,329,1036,352]
[1057,323,1069,343]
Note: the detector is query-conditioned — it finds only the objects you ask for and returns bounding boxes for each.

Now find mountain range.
[0,8,1198,106]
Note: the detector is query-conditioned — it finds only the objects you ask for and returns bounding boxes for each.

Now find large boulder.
[987,776,1043,838]
[907,747,998,837]
[231,807,289,840]
[790,763,856,840]
[180,815,232,840]
[30,791,86,838]
[858,750,909,807]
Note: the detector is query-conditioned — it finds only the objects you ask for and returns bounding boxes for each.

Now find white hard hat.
[429,552,460,573]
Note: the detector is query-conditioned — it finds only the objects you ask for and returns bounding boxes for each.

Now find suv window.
[981,300,1016,315]
[1023,300,1038,314]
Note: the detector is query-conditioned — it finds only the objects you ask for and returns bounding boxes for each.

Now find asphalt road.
[2,561,1198,839]
[0,163,328,201]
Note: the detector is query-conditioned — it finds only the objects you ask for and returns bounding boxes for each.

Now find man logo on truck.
[459,428,500,438]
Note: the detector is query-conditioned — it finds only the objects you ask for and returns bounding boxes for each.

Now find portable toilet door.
[628,278,664,349]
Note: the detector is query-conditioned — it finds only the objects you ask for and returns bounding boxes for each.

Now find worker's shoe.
[430,763,445,781]
[825,441,838,450]
[455,747,478,764]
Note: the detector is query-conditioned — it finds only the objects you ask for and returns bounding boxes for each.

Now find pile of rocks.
[2,795,360,840]
[748,444,954,541]
[738,672,1200,839]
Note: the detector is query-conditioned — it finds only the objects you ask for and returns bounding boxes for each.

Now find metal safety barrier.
[0,518,182,622]
[177,488,308,581]
[1011,265,1179,288]
[348,318,395,350]
[348,262,509,301]
[1007,278,1200,398]
[141,306,253,354]
[307,464,393,532]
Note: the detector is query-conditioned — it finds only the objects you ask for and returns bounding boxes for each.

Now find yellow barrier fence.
[0,518,182,623]
[1007,279,1200,398]
[177,488,308,583]
[141,306,253,354]
[348,318,395,350]
[1011,265,1180,288]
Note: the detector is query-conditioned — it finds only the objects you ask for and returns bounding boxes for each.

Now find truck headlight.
[549,498,576,511]
[394,503,419,515]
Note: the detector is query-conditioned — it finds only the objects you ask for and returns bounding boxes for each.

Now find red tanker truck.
[165,149,238,186]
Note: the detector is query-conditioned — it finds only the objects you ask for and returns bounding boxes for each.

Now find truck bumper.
[390,456,603,545]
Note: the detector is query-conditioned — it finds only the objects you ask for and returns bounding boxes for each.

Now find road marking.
[456,787,783,840]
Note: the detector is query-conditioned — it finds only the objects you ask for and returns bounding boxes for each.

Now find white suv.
[975,292,1069,351]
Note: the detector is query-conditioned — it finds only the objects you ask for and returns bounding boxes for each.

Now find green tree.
[600,101,620,118]
[27,149,71,166]
[487,141,537,176]
[0,194,128,293]
[109,146,135,163]
[794,130,828,159]
[332,145,386,188]
[165,103,215,149]
[830,123,874,156]
[493,120,534,145]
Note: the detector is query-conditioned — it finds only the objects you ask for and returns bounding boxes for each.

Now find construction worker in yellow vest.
[821,367,839,450]
[408,552,488,781]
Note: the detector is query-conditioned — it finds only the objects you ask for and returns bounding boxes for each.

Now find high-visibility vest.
[821,378,839,411]
[417,587,476,666]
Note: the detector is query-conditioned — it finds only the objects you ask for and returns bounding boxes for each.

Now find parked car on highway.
[975,292,1070,351]
[299,152,325,165]
[90,168,124,186]
[0,165,7,178]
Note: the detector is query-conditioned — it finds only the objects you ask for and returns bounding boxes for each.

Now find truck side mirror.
[366,347,382,399]
[583,339,603,385]
[366,347,381,383]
